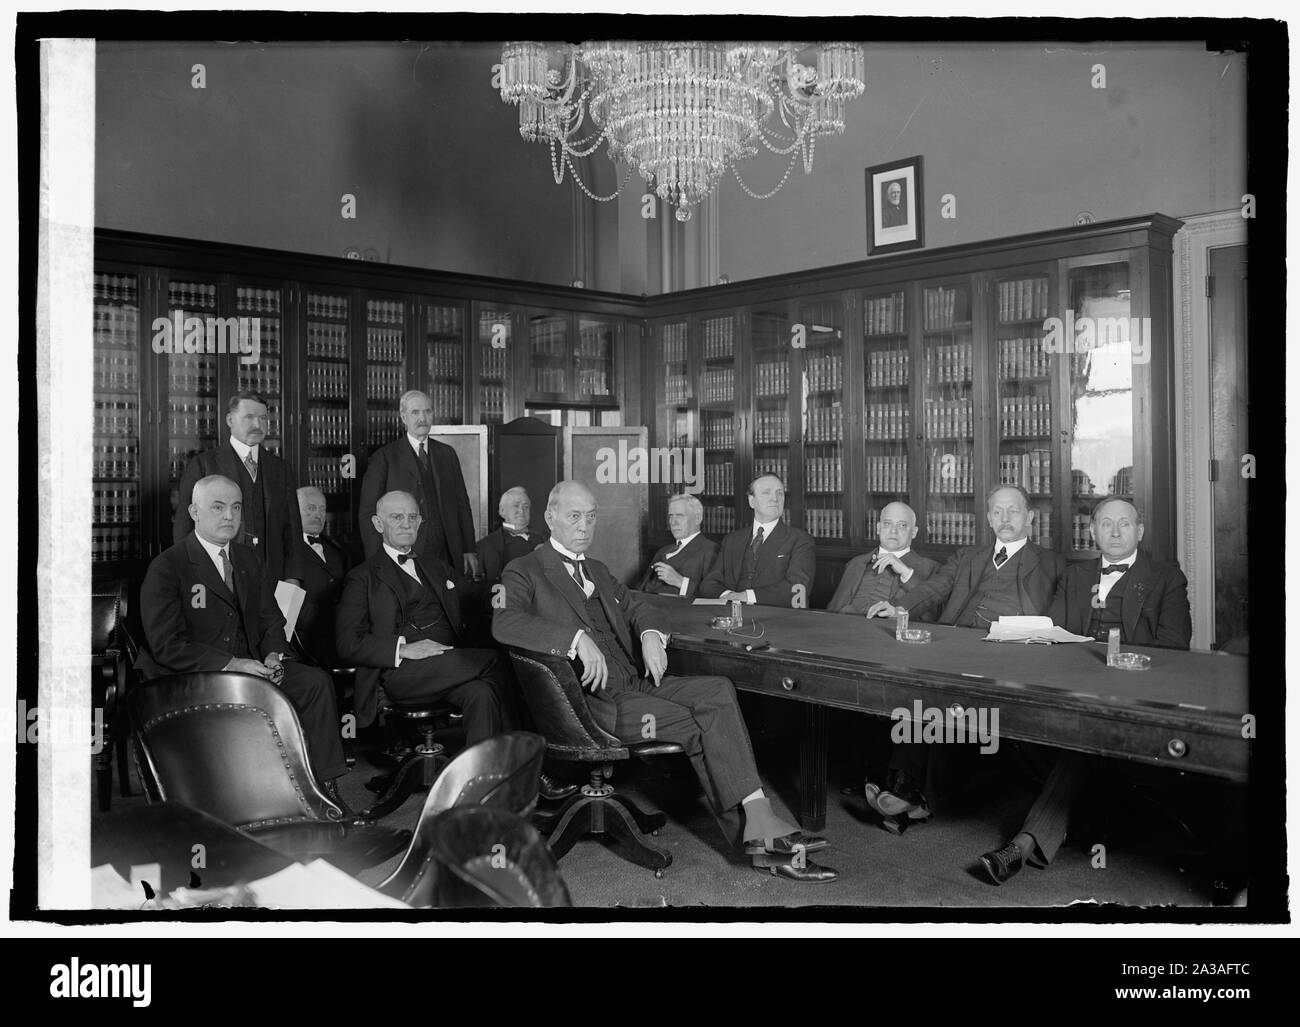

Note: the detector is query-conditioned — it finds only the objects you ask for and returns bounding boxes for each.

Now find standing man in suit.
[476,486,548,584]
[978,497,1192,885]
[336,490,512,742]
[869,485,1066,827]
[494,481,837,882]
[697,475,816,608]
[139,475,348,799]
[358,389,481,582]
[636,493,719,599]
[174,390,306,587]
[828,501,939,616]
[293,486,351,668]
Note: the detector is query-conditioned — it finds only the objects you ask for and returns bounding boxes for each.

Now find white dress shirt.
[728,518,781,604]
[195,532,234,585]
[1096,552,1138,604]
[229,436,258,470]
[386,542,422,665]
[992,536,1030,565]
[304,533,326,563]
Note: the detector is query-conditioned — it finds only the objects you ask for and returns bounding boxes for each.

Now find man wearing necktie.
[476,487,550,584]
[978,497,1191,885]
[173,391,307,588]
[293,486,353,667]
[827,502,940,616]
[139,475,349,799]
[336,491,512,742]
[636,493,719,599]
[494,481,838,882]
[358,390,481,582]
[696,474,816,607]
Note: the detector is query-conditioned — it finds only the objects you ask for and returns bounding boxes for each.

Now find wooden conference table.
[647,601,1250,832]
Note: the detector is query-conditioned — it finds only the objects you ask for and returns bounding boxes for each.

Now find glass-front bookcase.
[920,278,977,548]
[93,271,143,563]
[798,297,846,543]
[699,312,738,536]
[862,284,910,540]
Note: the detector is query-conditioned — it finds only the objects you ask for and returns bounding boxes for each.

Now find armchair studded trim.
[504,648,628,762]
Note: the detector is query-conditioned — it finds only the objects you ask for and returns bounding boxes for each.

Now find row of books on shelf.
[999,335,1051,379]
[425,306,463,336]
[923,398,973,438]
[806,457,843,493]
[999,451,1052,494]
[308,407,351,446]
[428,342,463,380]
[169,405,222,441]
[167,356,218,395]
[866,348,909,388]
[866,455,907,493]
[807,354,843,393]
[236,287,282,314]
[239,366,282,403]
[306,323,349,360]
[662,324,689,364]
[92,526,136,562]
[366,328,405,364]
[866,403,911,441]
[575,368,612,395]
[95,274,138,304]
[754,409,790,445]
[663,373,691,405]
[168,281,217,312]
[702,317,736,360]
[701,368,735,404]
[480,385,507,421]
[529,319,568,358]
[702,416,734,449]
[365,410,400,447]
[806,404,845,443]
[425,385,463,421]
[1111,468,1134,495]
[478,343,509,380]
[865,290,906,336]
[366,364,407,402]
[923,287,962,330]
[307,456,350,492]
[94,399,139,437]
[753,458,790,484]
[94,483,138,524]
[998,276,1049,323]
[924,511,977,546]
[1071,515,1097,550]
[704,463,736,496]
[94,349,140,392]
[94,306,139,347]
[702,504,738,534]
[755,362,790,398]
[94,443,139,480]
[168,446,197,481]
[533,368,569,393]
[367,299,403,325]
[926,342,973,384]
[576,322,613,358]
[807,508,844,539]
[927,454,974,494]
[307,294,349,321]
[999,396,1052,438]
[307,361,349,400]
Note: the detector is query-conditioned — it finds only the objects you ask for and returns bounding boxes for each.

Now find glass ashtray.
[897,628,932,645]
[1110,652,1151,671]
[710,616,736,630]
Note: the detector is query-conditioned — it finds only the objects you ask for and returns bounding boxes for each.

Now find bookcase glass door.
[993,269,1054,549]
[424,301,465,424]
[475,306,512,425]
[162,274,222,534]
[305,289,353,537]
[576,316,616,400]
[750,307,792,528]
[233,283,284,456]
[528,312,569,397]
[699,313,738,536]
[861,284,910,539]
[653,319,694,533]
[1066,261,1134,556]
[799,299,846,542]
[920,279,976,547]
[93,270,143,562]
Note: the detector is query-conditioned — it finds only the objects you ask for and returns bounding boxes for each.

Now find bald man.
[138,474,348,794]
[336,490,513,741]
[827,502,939,616]
[358,390,481,579]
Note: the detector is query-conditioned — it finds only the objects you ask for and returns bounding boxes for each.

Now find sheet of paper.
[92,864,148,909]
[249,859,410,909]
[274,580,307,637]
[691,597,729,606]
[984,617,1094,644]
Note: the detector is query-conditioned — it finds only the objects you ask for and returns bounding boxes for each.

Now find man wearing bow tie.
[493,481,838,882]
[293,486,352,667]
[636,493,719,599]
[696,474,816,607]
[977,496,1191,885]
[336,490,512,742]
[828,501,939,616]
[476,486,549,585]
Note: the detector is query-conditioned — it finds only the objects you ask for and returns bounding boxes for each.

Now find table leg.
[799,704,829,832]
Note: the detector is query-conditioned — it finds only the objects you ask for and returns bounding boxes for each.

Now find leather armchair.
[128,672,411,875]
[91,581,136,812]
[421,806,572,908]
[505,645,682,877]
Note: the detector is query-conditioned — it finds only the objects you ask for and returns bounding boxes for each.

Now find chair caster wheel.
[654,868,664,879]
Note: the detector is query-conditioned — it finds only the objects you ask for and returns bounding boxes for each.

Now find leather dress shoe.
[538,771,579,802]
[751,852,840,883]
[743,831,829,856]
[979,842,1025,885]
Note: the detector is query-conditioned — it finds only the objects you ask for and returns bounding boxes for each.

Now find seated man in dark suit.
[636,492,719,599]
[336,490,513,745]
[696,474,816,608]
[293,486,351,667]
[869,485,1066,825]
[476,486,548,584]
[494,480,837,882]
[978,496,1192,885]
[137,474,349,802]
[827,501,939,616]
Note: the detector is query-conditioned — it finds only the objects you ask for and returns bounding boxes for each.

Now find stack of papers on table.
[249,859,410,909]
[984,616,1094,644]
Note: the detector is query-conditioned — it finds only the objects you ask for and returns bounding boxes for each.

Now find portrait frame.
[866,155,924,256]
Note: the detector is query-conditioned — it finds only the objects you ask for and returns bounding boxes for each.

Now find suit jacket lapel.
[757,520,788,575]
[185,533,239,610]
[1122,552,1153,634]
[590,563,636,657]
[415,553,460,635]
[540,546,596,629]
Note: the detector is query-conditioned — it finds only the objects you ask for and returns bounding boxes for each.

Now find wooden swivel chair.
[505,646,681,877]
[422,806,572,908]
[128,672,411,874]
[377,730,546,904]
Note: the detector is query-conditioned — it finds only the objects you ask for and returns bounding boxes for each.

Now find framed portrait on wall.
[866,156,924,255]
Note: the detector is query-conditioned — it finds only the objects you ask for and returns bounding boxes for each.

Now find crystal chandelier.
[497,41,866,222]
